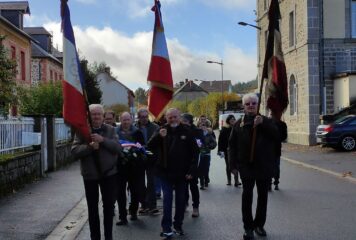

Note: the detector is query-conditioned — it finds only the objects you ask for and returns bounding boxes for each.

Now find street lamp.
[206,60,224,113]
[238,21,261,30]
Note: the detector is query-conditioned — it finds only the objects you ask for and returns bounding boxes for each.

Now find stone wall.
[0,143,73,198]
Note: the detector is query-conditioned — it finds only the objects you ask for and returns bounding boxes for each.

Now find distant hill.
[232,79,258,93]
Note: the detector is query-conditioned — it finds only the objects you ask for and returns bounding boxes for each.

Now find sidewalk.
[0,161,85,240]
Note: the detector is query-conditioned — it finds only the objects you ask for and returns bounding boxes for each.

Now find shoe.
[226,182,232,186]
[138,208,148,214]
[160,231,174,239]
[192,208,199,218]
[130,214,138,221]
[243,229,254,240]
[205,182,209,188]
[254,226,267,237]
[173,227,185,236]
[116,219,128,226]
[200,186,205,190]
[274,184,279,190]
[148,208,160,215]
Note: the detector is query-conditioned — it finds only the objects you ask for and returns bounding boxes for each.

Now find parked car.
[315,115,356,151]
[218,112,244,130]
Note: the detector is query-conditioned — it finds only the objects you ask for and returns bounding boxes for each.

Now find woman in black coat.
[218,114,240,186]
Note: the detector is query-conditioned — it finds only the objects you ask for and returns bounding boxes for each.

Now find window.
[20,51,25,81]
[289,75,297,115]
[54,72,58,81]
[50,70,53,81]
[11,46,16,60]
[352,0,356,37]
[289,11,295,47]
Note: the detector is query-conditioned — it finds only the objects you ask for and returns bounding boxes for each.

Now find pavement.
[0,143,355,240]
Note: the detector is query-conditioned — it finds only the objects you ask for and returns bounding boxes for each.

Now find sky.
[23,0,258,90]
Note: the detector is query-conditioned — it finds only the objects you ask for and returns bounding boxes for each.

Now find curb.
[281,156,356,184]
[45,196,88,240]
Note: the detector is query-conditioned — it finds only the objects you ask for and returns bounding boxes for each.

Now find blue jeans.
[161,178,187,232]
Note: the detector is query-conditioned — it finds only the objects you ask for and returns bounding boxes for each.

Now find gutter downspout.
[319,0,325,117]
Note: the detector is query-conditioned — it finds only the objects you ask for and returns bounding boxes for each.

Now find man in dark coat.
[72,104,122,240]
[134,108,160,214]
[147,108,199,239]
[229,93,279,240]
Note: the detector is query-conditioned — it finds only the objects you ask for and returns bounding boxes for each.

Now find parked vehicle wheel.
[340,136,356,151]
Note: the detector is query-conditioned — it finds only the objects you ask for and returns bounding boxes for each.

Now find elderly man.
[134,108,160,215]
[116,112,145,226]
[147,108,199,239]
[72,104,121,240]
[228,93,279,240]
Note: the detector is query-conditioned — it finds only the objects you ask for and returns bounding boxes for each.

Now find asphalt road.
[76,150,356,240]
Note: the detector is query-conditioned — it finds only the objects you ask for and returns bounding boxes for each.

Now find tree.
[17,81,63,116]
[80,59,102,104]
[0,35,17,116]
[232,79,258,93]
[134,87,148,106]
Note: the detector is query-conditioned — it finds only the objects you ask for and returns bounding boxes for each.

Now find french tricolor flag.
[61,0,90,141]
[147,0,174,120]
[263,0,288,120]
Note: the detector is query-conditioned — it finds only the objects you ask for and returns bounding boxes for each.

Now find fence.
[0,117,35,154]
[55,118,71,143]
[0,117,71,155]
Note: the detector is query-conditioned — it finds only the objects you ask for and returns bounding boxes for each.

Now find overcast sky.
[23,0,258,90]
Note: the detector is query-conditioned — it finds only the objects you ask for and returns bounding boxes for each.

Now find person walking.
[134,108,160,215]
[116,112,145,226]
[72,104,121,240]
[218,115,241,186]
[147,108,199,239]
[229,93,279,240]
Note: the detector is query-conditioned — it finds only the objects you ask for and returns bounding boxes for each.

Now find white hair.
[242,93,259,105]
[89,104,104,113]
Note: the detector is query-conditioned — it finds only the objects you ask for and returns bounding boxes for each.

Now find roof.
[52,47,63,59]
[24,27,51,36]
[0,1,30,14]
[0,15,34,41]
[199,80,232,93]
[174,80,208,96]
[31,41,62,65]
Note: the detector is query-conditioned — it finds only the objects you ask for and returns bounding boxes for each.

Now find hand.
[91,133,104,143]
[254,115,263,127]
[231,169,238,176]
[159,128,167,137]
[185,174,193,180]
[89,141,99,150]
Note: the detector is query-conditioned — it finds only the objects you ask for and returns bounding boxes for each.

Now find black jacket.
[134,121,159,145]
[228,115,279,180]
[147,124,200,181]
[275,120,288,157]
[218,126,233,154]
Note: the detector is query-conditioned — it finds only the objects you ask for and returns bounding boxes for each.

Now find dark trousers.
[83,174,117,240]
[241,178,269,230]
[155,176,162,195]
[185,177,200,208]
[117,165,145,220]
[224,153,238,184]
[272,157,281,185]
[199,154,211,186]
[161,178,187,232]
[144,166,157,209]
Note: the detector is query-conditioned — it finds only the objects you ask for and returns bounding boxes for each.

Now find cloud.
[24,14,52,27]
[199,0,255,10]
[44,21,257,91]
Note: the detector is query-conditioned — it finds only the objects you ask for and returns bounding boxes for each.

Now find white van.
[218,112,244,130]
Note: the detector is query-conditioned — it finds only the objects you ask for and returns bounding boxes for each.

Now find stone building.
[257,0,356,145]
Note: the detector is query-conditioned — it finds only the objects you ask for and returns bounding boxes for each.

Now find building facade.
[257,0,356,145]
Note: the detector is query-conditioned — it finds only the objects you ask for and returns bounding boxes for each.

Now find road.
[75,148,356,240]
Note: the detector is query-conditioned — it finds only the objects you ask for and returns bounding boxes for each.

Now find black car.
[316,115,356,151]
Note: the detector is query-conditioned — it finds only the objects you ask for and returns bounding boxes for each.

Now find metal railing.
[0,117,35,154]
[55,118,72,143]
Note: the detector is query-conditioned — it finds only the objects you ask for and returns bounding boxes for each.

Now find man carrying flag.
[147,0,174,120]
[61,1,121,240]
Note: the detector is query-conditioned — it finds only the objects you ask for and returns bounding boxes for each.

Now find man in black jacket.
[228,93,279,240]
[147,108,199,239]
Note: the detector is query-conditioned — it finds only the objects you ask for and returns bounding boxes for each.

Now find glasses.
[244,102,257,106]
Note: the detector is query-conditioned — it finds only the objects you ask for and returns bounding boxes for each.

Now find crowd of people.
[71,92,287,240]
